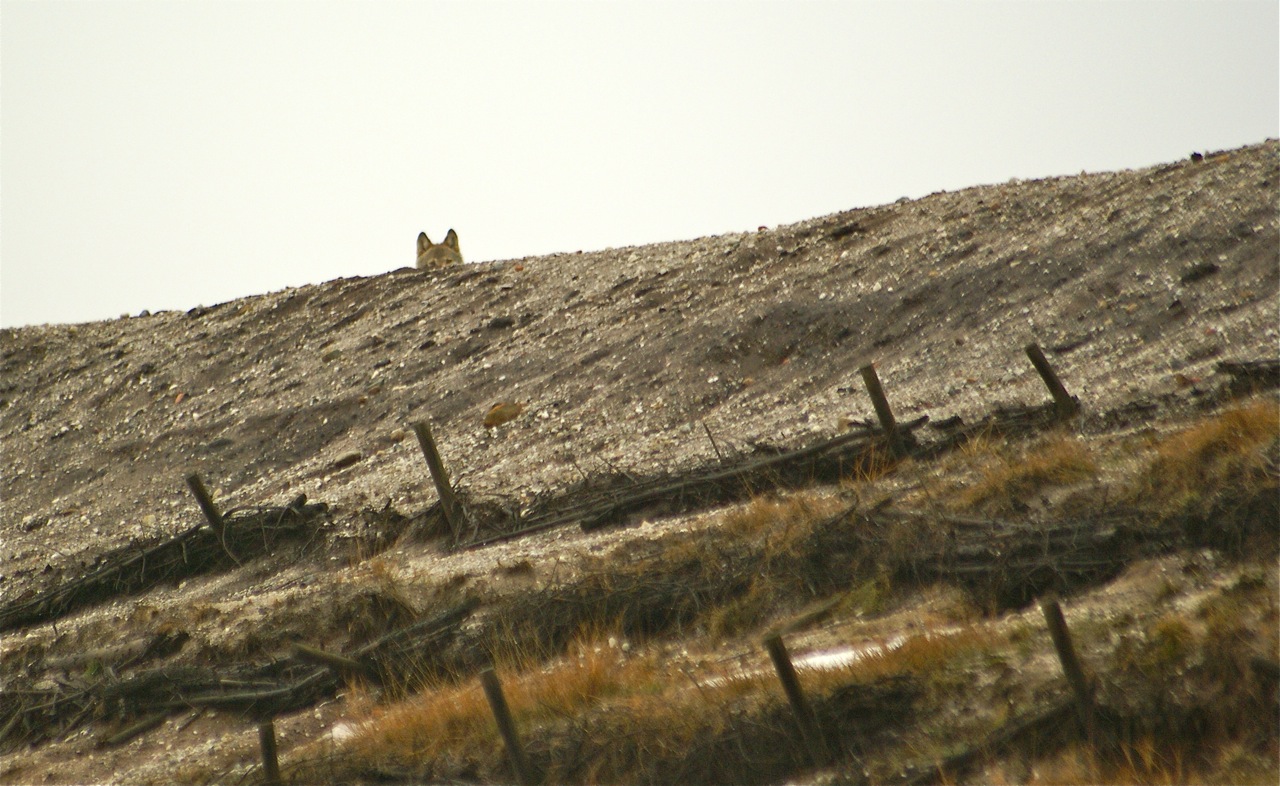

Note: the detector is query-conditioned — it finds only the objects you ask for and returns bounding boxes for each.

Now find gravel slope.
[3,141,1276,595]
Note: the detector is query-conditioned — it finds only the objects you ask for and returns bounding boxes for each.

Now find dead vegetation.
[261,398,1278,786]
[1,396,1275,786]
[0,496,329,633]
[1128,398,1279,551]
[948,433,1098,514]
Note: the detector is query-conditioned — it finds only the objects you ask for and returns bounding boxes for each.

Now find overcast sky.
[2,1,1276,328]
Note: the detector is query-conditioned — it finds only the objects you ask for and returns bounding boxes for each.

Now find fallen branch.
[900,700,1076,785]
[2,598,480,749]
[1216,358,1280,391]
[0,498,328,633]
[466,424,919,547]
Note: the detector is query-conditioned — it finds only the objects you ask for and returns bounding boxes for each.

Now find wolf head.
[417,229,463,270]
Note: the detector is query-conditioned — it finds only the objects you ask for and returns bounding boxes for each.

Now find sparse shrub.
[1197,578,1279,694]
[705,577,774,638]
[1146,615,1195,677]
[841,574,893,617]
[1113,613,1195,687]
[843,439,899,485]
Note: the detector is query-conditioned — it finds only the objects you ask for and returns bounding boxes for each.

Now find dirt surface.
[1,140,1277,784]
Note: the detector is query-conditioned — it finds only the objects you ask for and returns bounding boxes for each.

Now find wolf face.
[417,229,463,270]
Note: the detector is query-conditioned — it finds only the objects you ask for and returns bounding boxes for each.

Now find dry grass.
[1131,398,1278,523]
[983,737,1186,785]
[325,575,1271,785]
[1099,559,1279,785]
[335,632,814,784]
[983,734,1278,785]
[677,626,997,723]
[825,625,998,687]
[344,637,658,779]
[477,491,857,655]
[841,439,900,485]
[328,610,984,784]
[702,492,848,636]
[718,492,845,541]
[951,433,1098,512]
[287,403,1279,785]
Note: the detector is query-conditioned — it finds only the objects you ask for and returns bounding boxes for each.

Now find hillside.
[1,141,1277,785]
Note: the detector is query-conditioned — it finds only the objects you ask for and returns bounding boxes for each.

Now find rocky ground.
[0,140,1277,785]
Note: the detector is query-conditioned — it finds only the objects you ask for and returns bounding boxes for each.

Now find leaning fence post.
[185,473,239,565]
[185,473,226,539]
[1039,595,1096,742]
[859,364,909,457]
[411,421,464,539]
[764,634,829,766]
[258,719,282,786]
[1024,343,1080,419]
[479,667,536,786]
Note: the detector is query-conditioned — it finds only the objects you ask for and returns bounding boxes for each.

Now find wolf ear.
[417,232,432,254]
[443,229,460,250]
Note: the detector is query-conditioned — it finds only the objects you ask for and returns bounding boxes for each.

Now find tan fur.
[416,229,463,270]
[484,402,526,429]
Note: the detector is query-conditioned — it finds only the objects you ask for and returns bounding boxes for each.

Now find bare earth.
[1,140,1277,784]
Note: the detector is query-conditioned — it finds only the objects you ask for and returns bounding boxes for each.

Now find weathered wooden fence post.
[411,421,464,539]
[185,473,226,539]
[185,473,239,564]
[479,667,537,786]
[859,364,909,457]
[1024,343,1080,419]
[764,634,829,766]
[258,719,282,786]
[1039,595,1096,741]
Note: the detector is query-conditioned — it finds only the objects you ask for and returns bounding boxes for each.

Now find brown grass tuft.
[951,433,1098,512]
[1133,398,1278,524]
[832,626,996,684]
[719,492,843,541]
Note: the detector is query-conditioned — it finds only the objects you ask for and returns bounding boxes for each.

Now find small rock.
[330,451,363,471]
[1180,262,1220,284]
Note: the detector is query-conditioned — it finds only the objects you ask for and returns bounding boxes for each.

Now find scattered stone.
[1180,261,1221,284]
[331,451,363,470]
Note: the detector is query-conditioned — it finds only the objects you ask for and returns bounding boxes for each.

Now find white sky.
[2,1,1276,328]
